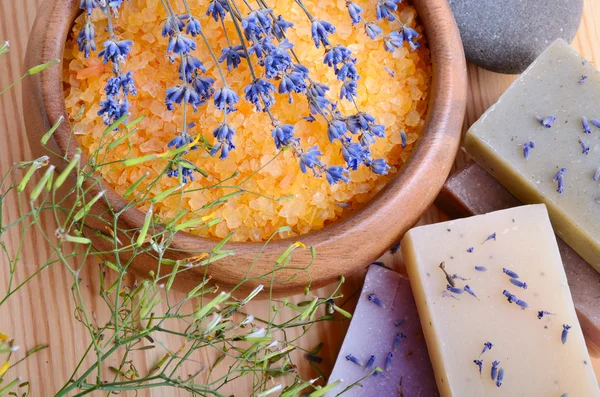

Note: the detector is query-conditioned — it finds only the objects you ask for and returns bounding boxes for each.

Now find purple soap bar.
[327,265,439,396]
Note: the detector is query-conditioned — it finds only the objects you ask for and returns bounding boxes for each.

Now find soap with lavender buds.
[464,39,600,274]
[436,162,600,357]
[326,265,439,396]
[402,205,599,396]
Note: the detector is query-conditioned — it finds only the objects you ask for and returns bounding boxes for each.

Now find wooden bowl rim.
[24,0,467,294]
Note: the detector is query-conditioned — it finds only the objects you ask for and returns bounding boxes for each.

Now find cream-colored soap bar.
[464,39,600,273]
[402,205,599,397]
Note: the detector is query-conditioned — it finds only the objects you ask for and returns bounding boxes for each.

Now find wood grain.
[22,0,467,296]
[0,0,598,396]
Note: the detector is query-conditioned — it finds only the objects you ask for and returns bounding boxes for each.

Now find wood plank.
[0,0,598,395]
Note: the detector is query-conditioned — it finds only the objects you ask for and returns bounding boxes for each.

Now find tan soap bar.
[435,163,600,357]
[464,39,600,274]
[402,204,599,397]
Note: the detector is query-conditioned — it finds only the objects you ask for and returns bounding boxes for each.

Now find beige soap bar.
[464,39,600,273]
[402,205,599,397]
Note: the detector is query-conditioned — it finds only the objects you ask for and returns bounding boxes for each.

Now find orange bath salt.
[63,0,431,242]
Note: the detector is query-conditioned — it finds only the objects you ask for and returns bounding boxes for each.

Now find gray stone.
[448,0,583,74]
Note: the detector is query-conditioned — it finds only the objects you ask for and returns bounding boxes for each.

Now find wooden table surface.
[1,0,599,395]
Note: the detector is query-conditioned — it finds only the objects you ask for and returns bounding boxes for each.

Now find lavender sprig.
[77,1,135,128]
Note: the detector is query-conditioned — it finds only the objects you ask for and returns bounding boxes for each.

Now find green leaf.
[192,291,230,320]
[124,115,145,129]
[136,204,153,247]
[107,128,138,150]
[26,344,48,357]
[27,59,60,75]
[0,41,9,56]
[64,235,91,245]
[73,191,105,221]
[165,261,181,291]
[53,153,81,190]
[123,172,149,197]
[0,377,20,395]
[151,184,183,203]
[308,381,341,397]
[300,297,319,321]
[40,116,64,145]
[123,154,157,167]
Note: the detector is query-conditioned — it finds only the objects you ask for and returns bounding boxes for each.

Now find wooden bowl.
[23,0,467,295]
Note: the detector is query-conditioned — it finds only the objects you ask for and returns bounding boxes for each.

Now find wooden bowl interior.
[23,0,467,295]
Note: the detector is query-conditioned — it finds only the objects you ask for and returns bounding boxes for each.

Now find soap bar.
[464,39,600,274]
[326,265,439,396]
[436,163,600,357]
[402,205,599,397]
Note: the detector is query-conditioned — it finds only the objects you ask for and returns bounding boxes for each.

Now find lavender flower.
[473,359,483,375]
[345,354,362,366]
[168,129,198,151]
[347,112,377,134]
[167,34,196,55]
[496,368,504,387]
[180,56,206,81]
[98,96,130,125]
[522,141,535,160]
[105,71,137,97]
[211,123,236,159]
[79,0,98,15]
[168,164,195,183]
[191,76,216,99]
[491,361,500,381]
[347,2,364,25]
[400,130,407,148]
[274,15,294,39]
[365,22,383,39]
[384,32,404,52]
[327,119,349,142]
[306,82,334,114]
[214,87,240,114]
[583,116,592,134]
[219,46,246,71]
[538,116,556,129]
[336,61,359,82]
[340,80,358,101]
[403,26,420,50]
[162,15,187,37]
[480,341,493,355]
[368,158,391,175]
[264,39,293,78]
[207,0,229,22]
[186,16,202,36]
[324,46,354,68]
[299,146,324,174]
[325,166,351,184]
[562,324,571,344]
[279,66,309,96]
[77,21,96,58]
[311,20,336,48]
[580,137,590,155]
[272,124,298,149]
[245,79,276,112]
[553,168,567,194]
[591,119,600,129]
[98,39,134,64]
[342,142,370,170]
[166,85,204,111]
[376,0,400,21]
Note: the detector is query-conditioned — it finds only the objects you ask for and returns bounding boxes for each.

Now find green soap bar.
[465,39,600,273]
